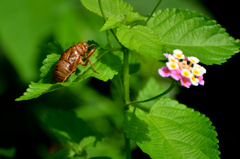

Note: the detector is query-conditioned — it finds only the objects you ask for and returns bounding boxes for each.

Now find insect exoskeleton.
[51,41,99,83]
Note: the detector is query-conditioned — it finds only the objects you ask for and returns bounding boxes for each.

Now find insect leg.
[79,58,99,74]
[61,68,76,82]
[86,48,96,58]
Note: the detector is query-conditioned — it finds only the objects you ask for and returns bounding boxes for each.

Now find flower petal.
[180,77,191,88]
[166,62,179,70]
[171,69,182,81]
[158,67,171,77]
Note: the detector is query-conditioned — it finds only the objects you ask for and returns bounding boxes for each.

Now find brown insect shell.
[62,42,89,69]
[52,42,97,83]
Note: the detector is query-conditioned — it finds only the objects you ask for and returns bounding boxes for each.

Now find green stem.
[144,0,163,26]
[123,50,131,159]
[123,51,130,106]
[125,80,177,107]
[98,0,112,48]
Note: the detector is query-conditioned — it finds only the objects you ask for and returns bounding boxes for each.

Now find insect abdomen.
[54,60,72,82]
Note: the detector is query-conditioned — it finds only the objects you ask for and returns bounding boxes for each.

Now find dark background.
[0,0,239,158]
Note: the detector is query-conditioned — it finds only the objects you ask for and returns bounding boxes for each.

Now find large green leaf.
[117,25,165,60]
[81,0,146,32]
[124,98,220,159]
[147,8,239,65]
[81,0,133,18]
[15,46,122,101]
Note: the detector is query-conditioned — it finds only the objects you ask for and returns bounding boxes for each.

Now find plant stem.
[125,80,177,107]
[98,0,112,48]
[123,49,131,159]
[144,0,163,26]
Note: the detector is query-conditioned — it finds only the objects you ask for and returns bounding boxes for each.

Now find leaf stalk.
[123,49,131,159]
[125,80,177,107]
[144,0,163,26]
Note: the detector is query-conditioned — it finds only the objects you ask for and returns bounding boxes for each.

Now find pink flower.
[158,67,171,77]
[171,69,182,81]
[163,53,169,58]
[197,76,205,85]
[180,77,192,88]
[158,49,206,88]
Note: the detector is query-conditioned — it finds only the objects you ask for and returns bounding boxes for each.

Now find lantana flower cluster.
[158,49,206,88]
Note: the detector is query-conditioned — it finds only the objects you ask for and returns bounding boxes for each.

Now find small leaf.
[81,0,133,18]
[79,136,97,150]
[15,82,72,101]
[15,46,122,101]
[117,25,165,60]
[147,8,239,65]
[75,50,122,82]
[100,16,123,31]
[124,98,220,159]
[90,157,112,159]
[47,148,75,159]
[39,53,60,83]
[125,12,147,23]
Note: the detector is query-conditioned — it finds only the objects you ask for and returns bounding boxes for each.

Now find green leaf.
[45,109,95,145]
[90,157,111,159]
[124,98,220,159]
[0,147,16,158]
[81,0,145,31]
[47,148,75,159]
[117,25,165,60]
[79,136,97,150]
[15,46,122,101]
[81,0,133,18]
[147,8,239,65]
[39,53,60,83]
[100,16,123,32]
[15,82,72,101]
[125,12,146,23]
[136,78,167,111]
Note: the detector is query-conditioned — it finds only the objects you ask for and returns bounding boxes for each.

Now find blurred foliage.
[0,0,229,158]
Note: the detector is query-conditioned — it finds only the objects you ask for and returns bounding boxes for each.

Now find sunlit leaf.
[117,25,165,60]
[81,0,133,18]
[15,45,122,101]
[147,8,239,65]
[124,98,220,159]
[100,16,123,31]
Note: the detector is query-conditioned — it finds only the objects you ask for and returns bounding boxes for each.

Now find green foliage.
[81,0,133,18]
[47,148,75,159]
[11,0,240,158]
[136,78,167,111]
[15,46,122,101]
[147,8,239,65]
[45,109,95,145]
[0,147,16,159]
[117,25,165,60]
[124,97,220,159]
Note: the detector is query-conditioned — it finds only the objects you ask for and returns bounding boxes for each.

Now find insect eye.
[83,43,88,49]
